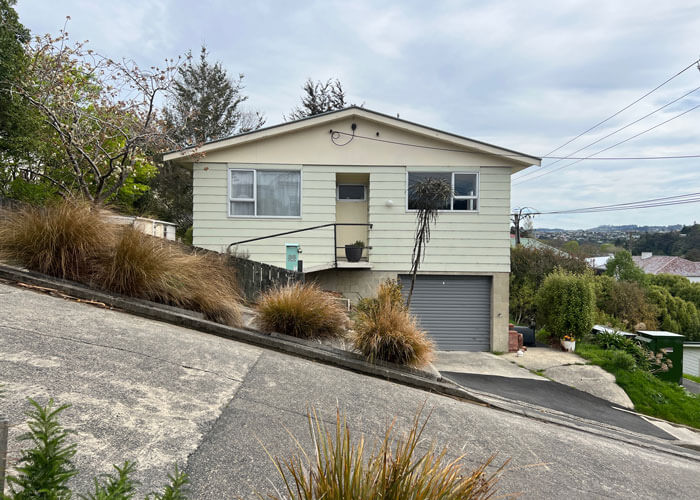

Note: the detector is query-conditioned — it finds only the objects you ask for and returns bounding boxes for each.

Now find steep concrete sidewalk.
[3,282,700,498]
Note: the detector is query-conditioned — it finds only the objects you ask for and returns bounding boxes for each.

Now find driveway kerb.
[1,263,698,461]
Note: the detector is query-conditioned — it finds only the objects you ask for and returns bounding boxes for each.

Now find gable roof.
[632,255,700,277]
[162,106,541,167]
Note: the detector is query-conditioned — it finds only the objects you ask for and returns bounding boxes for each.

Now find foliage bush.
[352,280,434,368]
[4,398,188,499]
[649,273,700,312]
[0,201,243,327]
[255,282,349,339]
[591,331,650,370]
[265,406,506,499]
[535,269,595,340]
[604,250,647,284]
[510,246,588,325]
[594,275,658,330]
[646,285,700,340]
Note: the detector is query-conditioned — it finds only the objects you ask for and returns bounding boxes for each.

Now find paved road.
[443,371,674,440]
[2,282,700,499]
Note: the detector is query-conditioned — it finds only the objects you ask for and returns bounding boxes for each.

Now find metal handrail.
[227,223,373,269]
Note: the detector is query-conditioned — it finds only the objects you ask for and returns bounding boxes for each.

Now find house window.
[228,168,301,217]
[337,184,366,201]
[407,172,478,211]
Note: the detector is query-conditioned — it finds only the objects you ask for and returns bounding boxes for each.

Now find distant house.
[633,252,700,283]
[509,235,570,256]
[163,106,541,352]
[586,254,614,274]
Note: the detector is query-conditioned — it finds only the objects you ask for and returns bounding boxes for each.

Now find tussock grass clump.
[0,200,243,328]
[96,226,174,299]
[255,283,349,339]
[265,407,506,500]
[0,200,113,281]
[352,280,435,368]
[172,252,243,327]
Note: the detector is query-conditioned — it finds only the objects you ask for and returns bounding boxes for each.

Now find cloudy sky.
[15,0,700,229]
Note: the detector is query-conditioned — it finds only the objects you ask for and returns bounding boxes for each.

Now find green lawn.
[683,373,700,384]
[575,343,700,429]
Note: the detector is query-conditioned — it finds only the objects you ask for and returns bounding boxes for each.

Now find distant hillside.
[537,224,684,233]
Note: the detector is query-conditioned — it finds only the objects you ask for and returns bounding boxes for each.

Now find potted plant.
[345,240,365,262]
[561,334,576,352]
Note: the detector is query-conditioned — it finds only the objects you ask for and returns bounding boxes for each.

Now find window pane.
[454,173,477,197]
[230,170,254,199]
[454,198,477,211]
[338,184,365,200]
[257,171,301,216]
[407,172,451,210]
[230,201,254,215]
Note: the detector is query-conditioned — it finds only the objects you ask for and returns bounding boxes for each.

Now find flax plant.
[263,407,507,500]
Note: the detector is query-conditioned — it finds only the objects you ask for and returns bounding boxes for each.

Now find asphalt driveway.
[443,371,674,440]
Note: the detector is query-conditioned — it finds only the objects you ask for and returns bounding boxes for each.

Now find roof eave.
[162,106,541,167]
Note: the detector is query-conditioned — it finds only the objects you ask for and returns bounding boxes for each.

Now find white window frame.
[228,167,302,218]
[336,184,366,202]
[405,171,479,213]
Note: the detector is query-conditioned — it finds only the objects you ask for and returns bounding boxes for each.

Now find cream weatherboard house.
[164,107,540,352]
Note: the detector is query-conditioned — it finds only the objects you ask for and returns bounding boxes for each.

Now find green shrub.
[594,275,658,330]
[183,225,193,246]
[607,350,636,372]
[535,269,595,340]
[604,250,646,284]
[592,331,650,370]
[510,246,588,325]
[265,407,507,499]
[649,273,700,313]
[255,283,349,339]
[0,199,113,281]
[535,327,553,345]
[352,280,434,368]
[5,399,188,499]
[646,285,700,340]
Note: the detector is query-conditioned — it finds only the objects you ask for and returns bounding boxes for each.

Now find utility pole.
[511,207,535,246]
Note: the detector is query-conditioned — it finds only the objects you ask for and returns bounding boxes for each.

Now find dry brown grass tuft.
[0,200,243,328]
[96,226,174,299]
[255,282,349,339]
[352,279,435,368]
[171,252,243,327]
[0,200,113,281]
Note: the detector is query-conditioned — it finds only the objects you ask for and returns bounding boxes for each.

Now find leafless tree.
[11,24,181,203]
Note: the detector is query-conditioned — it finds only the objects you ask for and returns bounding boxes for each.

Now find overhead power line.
[525,192,700,216]
[541,57,700,158]
[329,130,700,161]
[513,83,700,180]
[513,103,700,186]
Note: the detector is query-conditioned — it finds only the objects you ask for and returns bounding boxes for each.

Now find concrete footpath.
[2,282,700,499]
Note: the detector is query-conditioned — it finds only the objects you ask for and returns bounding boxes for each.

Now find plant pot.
[561,339,576,352]
[344,245,363,262]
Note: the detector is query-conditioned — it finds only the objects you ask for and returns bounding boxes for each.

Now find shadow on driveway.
[443,371,675,440]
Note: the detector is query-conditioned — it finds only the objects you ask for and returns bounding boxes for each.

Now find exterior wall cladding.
[182,112,536,351]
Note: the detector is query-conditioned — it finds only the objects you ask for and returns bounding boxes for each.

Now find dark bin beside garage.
[635,330,684,384]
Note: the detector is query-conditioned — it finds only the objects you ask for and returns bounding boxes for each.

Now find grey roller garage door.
[399,275,491,351]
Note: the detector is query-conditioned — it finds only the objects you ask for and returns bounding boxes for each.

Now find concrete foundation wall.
[307,269,398,303]
[308,269,509,352]
[491,272,509,353]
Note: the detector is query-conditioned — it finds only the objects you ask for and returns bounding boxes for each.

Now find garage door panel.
[399,275,491,351]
